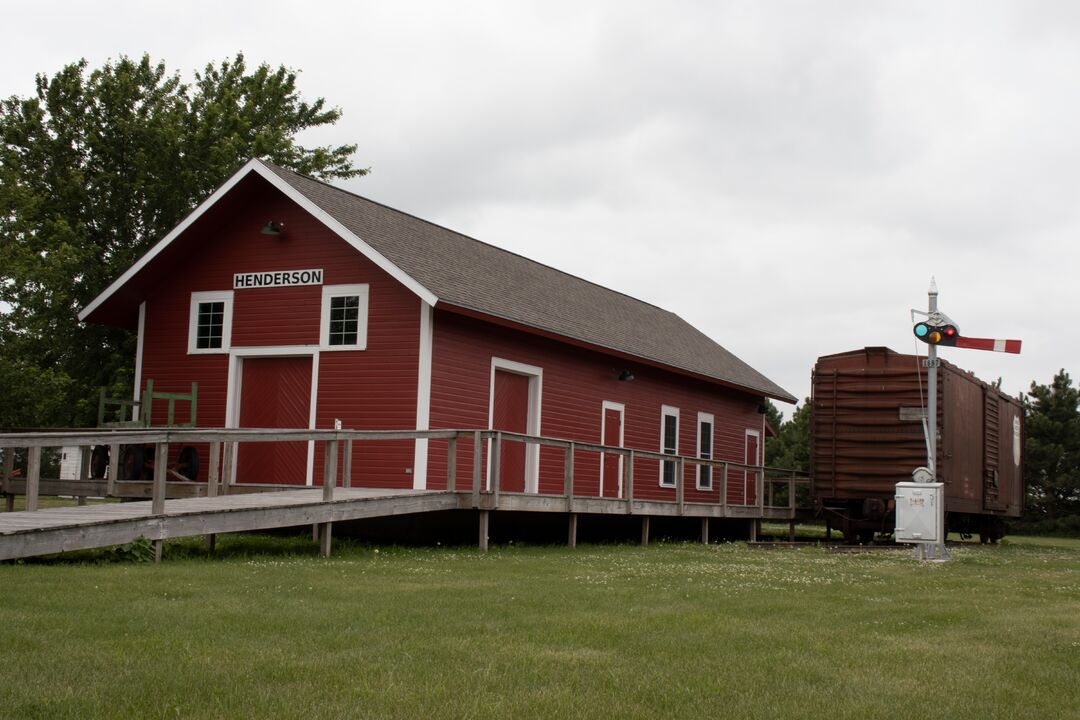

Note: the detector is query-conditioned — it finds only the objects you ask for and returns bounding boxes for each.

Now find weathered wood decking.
[0,488,457,561]
[1,427,808,561]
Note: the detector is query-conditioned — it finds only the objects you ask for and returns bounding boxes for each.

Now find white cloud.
[3,0,1077,408]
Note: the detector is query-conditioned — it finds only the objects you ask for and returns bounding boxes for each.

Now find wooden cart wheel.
[176,446,200,482]
[90,445,110,479]
[122,446,144,481]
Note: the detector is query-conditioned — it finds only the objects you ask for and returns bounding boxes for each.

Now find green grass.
[1,536,1078,719]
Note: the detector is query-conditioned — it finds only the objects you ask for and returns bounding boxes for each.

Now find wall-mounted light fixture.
[260,220,284,236]
[618,369,635,381]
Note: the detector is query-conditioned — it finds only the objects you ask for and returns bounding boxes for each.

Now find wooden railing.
[0,428,809,520]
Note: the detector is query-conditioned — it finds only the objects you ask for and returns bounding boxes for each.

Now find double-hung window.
[660,405,679,487]
[320,284,369,350]
[697,412,714,490]
[188,290,234,354]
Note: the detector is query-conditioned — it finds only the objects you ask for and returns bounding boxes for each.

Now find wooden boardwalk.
[0,488,458,561]
[1,427,807,561]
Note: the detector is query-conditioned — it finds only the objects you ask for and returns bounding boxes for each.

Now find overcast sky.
[4,1,1077,415]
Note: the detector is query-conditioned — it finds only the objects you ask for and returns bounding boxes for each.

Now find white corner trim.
[78,159,438,322]
[412,302,434,490]
[133,302,146,405]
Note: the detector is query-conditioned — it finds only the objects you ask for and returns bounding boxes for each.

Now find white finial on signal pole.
[929,276,938,297]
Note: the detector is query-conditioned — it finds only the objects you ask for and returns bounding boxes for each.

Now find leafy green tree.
[1023,370,1080,530]
[0,54,363,428]
[765,398,811,473]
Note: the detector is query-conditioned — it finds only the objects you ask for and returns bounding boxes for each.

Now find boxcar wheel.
[176,446,200,482]
[121,446,144,481]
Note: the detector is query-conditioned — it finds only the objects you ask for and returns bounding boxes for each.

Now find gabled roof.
[81,159,795,402]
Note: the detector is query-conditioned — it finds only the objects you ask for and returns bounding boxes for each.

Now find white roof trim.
[78,159,438,322]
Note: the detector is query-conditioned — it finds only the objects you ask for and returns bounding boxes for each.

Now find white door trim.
[600,401,625,498]
[487,357,543,493]
[227,345,320,486]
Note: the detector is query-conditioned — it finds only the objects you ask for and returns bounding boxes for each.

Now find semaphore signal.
[900,278,1023,562]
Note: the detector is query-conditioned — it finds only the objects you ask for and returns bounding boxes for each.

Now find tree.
[764,398,811,473]
[0,54,364,428]
[1023,370,1080,530]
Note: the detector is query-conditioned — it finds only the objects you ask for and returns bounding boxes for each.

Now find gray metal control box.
[895,482,944,543]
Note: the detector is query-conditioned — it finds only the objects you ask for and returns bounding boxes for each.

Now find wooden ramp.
[0,488,458,561]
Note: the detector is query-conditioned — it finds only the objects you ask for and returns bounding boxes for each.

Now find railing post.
[221,441,234,493]
[625,450,634,513]
[491,431,501,508]
[446,436,457,492]
[721,463,728,508]
[768,476,775,508]
[471,431,482,508]
[676,457,685,515]
[152,442,168,515]
[757,468,764,512]
[207,442,221,498]
[323,439,338,502]
[107,443,119,497]
[343,439,353,489]
[26,446,41,512]
[564,442,574,512]
[789,473,797,512]
[77,446,90,505]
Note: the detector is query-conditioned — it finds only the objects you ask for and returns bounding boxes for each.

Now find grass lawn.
[1,535,1077,719]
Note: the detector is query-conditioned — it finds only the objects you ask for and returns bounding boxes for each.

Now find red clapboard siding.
[426,310,764,502]
[137,180,420,488]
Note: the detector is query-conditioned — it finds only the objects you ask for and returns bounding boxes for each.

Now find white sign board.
[233,268,323,289]
[895,482,944,543]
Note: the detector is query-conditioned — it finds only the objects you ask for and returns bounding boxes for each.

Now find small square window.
[188,291,233,354]
[321,284,369,350]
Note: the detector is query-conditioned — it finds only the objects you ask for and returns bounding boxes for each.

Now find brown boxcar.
[811,347,1023,543]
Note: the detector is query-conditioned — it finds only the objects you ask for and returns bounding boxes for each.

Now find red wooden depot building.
[80,159,794,507]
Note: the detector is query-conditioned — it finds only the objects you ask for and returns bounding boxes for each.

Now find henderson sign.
[233,269,324,289]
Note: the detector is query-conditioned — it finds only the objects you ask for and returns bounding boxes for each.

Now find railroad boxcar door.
[236,356,313,485]
[601,402,624,498]
[745,430,760,505]
[490,369,531,493]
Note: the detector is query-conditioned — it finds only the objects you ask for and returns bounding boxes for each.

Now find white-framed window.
[188,290,234,354]
[697,412,714,490]
[660,405,679,487]
[320,284,369,350]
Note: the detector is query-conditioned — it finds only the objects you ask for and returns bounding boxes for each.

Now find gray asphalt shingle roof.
[266,161,794,402]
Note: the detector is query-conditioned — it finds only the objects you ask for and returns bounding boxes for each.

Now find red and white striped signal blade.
[954,336,1022,354]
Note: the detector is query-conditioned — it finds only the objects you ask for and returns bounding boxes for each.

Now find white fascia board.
[249,162,438,306]
[78,158,438,322]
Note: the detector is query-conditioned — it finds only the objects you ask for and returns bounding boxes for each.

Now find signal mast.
[898,279,1021,561]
